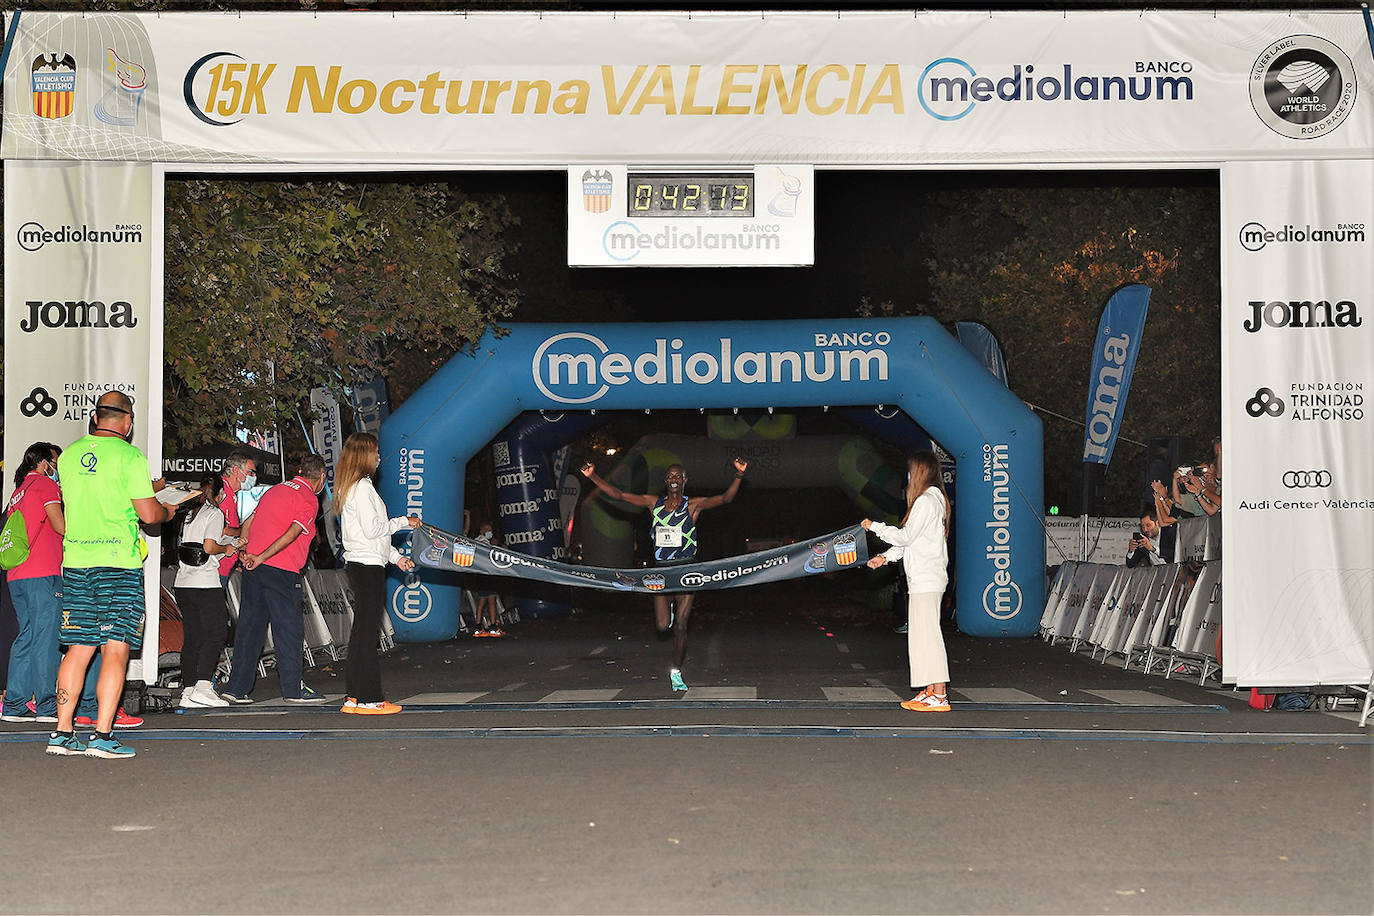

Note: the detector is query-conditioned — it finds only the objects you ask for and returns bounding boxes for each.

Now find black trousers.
[175,585,229,687]
[344,563,387,703]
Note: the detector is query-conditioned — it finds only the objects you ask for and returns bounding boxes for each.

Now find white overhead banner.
[2,10,1372,166]
[1221,159,1374,687]
[2,160,164,684]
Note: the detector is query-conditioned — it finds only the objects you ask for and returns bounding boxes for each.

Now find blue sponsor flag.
[955,320,1009,386]
[1364,5,1374,65]
[348,375,391,434]
[1082,283,1151,467]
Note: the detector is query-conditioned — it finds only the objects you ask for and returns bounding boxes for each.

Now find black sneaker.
[283,684,328,705]
[1,709,38,724]
[218,691,254,705]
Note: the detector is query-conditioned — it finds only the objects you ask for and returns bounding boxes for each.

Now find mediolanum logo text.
[531,332,891,405]
[17,221,143,253]
[1238,221,1365,252]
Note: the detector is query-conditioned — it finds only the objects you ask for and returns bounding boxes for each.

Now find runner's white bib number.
[654,527,683,548]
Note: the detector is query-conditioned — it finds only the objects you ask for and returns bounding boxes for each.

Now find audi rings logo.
[391,582,433,623]
[1282,470,1331,488]
[1246,387,1285,417]
[20,386,57,418]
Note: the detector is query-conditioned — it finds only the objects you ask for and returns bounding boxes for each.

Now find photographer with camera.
[1175,460,1220,518]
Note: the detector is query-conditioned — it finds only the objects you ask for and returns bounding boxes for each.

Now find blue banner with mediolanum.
[380,318,1044,643]
[412,523,869,593]
[1082,284,1151,467]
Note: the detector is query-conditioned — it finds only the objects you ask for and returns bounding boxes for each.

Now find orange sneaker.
[346,700,402,715]
[900,692,950,712]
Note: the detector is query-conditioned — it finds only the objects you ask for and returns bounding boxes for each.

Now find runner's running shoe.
[45,732,86,756]
[85,734,136,758]
[669,669,687,692]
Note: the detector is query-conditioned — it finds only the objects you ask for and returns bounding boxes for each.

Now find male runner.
[579,457,747,691]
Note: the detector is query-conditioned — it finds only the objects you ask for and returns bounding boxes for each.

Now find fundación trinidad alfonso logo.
[1250,34,1357,140]
[582,170,613,213]
[31,52,78,120]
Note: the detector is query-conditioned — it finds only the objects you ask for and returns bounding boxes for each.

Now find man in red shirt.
[219,455,328,704]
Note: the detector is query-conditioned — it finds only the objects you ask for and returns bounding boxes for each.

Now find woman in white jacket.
[862,450,951,712]
[334,433,420,715]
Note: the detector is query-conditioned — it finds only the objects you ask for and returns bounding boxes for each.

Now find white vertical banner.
[308,386,344,486]
[1221,159,1374,687]
[3,160,163,684]
[309,386,345,562]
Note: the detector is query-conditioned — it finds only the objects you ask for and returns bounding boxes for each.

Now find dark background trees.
[1,167,1221,518]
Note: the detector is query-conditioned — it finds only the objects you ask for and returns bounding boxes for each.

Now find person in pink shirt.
[219,455,328,704]
[1,443,65,723]
[216,449,257,585]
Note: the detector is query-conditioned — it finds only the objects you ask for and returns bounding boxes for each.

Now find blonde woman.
[334,433,421,715]
[862,450,951,712]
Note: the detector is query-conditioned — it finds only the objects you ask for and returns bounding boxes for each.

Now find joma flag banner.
[412,523,868,594]
[1082,283,1151,467]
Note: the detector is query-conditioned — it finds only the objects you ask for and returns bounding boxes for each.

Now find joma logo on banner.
[20,299,138,332]
[1242,299,1362,332]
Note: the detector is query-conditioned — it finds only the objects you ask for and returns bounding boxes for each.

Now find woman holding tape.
[862,450,952,712]
[334,433,421,715]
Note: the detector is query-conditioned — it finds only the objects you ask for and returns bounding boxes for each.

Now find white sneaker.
[179,687,209,709]
[192,682,230,708]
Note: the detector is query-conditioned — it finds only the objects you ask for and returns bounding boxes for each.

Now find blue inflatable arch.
[379,318,1044,641]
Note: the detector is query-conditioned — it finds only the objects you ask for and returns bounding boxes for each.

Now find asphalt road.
[1,579,1369,915]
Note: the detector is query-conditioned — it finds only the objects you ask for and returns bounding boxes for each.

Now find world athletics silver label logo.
[1249,34,1357,140]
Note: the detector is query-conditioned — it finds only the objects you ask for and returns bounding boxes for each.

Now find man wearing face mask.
[219,454,329,705]
[216,448,257,586]
[49,391,181,758]
[1,442,65,725]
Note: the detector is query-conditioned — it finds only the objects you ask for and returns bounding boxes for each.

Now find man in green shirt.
[49,391,180,760]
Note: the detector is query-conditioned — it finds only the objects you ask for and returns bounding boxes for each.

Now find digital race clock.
[567,165,814,267]
[627,172,754,218]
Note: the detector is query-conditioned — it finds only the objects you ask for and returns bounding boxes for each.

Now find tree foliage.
[862,177,1221,515]
[163,177,518,452]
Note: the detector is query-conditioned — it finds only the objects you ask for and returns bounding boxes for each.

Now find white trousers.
[907,591,949,689]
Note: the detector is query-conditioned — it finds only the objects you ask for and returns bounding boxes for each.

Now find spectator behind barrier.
[1126,510,1170,567]
[1180,459,1220,517]
[468,514,504,638]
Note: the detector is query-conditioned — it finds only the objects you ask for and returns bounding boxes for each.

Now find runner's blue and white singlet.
[651,496,696,564]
